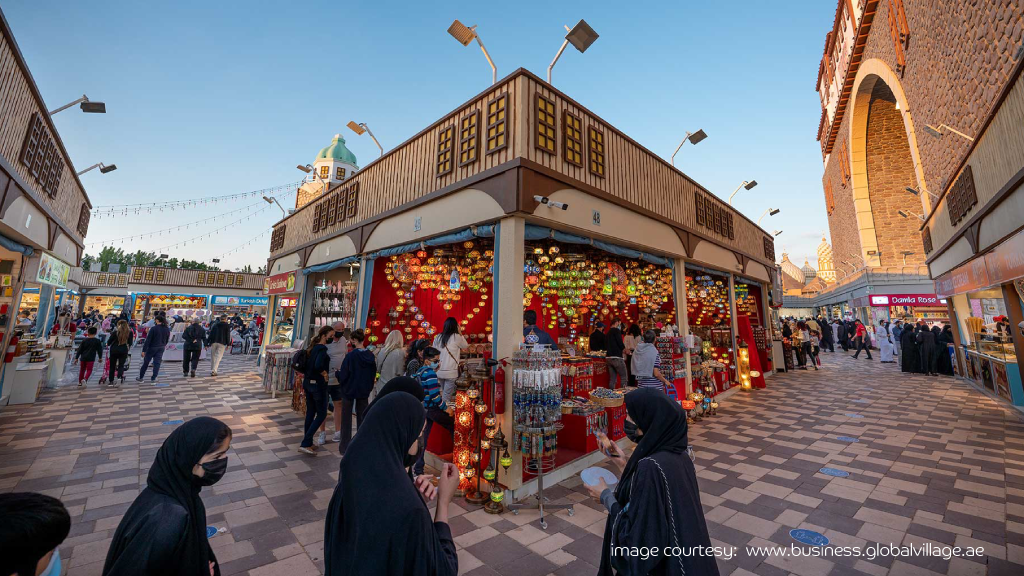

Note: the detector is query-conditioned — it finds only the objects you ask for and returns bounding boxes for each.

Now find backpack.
[291,348,309,373]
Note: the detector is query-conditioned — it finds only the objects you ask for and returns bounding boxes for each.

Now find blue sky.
[4,0,834,271]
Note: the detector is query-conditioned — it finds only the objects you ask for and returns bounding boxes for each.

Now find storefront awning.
[0,231,33,256]
[365,225,498,261]
[302,255,360,275]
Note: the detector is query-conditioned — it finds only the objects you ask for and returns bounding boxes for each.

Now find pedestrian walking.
[298,326,334,456]
[917,324,938,375]
[181,317,205,378]
[205,315,231,376]
[375,329,406,396]
[102,417,231,576]
[808,330,821,369]
[73,326,104,387]
[0,492,71,576]
[834,319,848,351]
[412,347,454,476]
[820,320,835,352]
[136,315,170,382]
[104,320,134,387]
[605,318,628,389]
[851,320,873,360]
[431,318,468,405]
[320,322,349,446]
[589,388,720,576]
[892,320,904,368]
[335,328,376,456]
[878,320,896,363]
[795,321,810,368]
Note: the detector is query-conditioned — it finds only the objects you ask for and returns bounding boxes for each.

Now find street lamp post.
[49,94,106,116]
[263,196,286,218]
[546,19,599,84]
[670,129,708,166]
[347,121,383,158]
[448,20,498,85]
[728,180,758,205]
[297,164,326,194]
[77,163,117,176]
[757,208,780,226]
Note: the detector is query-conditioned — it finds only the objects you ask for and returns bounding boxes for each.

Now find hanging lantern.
[500,449,512,469]
[483,466,496,481]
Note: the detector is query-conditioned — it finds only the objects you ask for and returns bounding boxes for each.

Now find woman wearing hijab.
[900,325,921,373]
[324,393,459,576]
[917,324,938,376]
[588,388,720,576]
[103,417,232,576]
[937,324,955,376]
[877,320,895,363]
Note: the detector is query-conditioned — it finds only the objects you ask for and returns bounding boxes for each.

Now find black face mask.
[403,437,423,469]
[194,457,228,486]
[624,420,643,444]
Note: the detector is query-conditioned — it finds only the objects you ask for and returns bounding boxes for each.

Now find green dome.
[316,134,358,167]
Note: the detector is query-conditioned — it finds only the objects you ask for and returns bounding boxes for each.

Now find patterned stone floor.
[2,350,1024,575]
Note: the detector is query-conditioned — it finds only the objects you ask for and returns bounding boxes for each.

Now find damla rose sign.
[868,294,946,307]
[263,271,296,295]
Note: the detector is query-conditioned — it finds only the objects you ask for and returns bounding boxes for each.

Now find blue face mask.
[40,549,61,576]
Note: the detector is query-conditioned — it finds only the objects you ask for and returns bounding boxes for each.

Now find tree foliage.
[81,247,238,272]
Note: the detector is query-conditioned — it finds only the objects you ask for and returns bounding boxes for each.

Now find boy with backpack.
[74,326,104,388]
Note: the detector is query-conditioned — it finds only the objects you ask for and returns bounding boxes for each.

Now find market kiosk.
[264,69,777,513]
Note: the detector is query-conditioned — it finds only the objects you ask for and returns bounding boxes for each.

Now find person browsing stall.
[588,388,720,576]
[631,329,674,393]
[523,309,558,350]
[431,318,468,405]
[320,322,349,445]
[605,319,628,389]
[412,347,455,476]
[335,328,376,456]
[589,322,608,353]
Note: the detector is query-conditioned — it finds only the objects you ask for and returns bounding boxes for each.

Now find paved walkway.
[1,351,1024,575]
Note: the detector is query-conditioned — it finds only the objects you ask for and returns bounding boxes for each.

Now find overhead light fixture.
[896,209,925,221]
[159,254,169,259]
[670,129,707,166]
[49,94,106,116]
[76,162,116,176]
[773,230,782,237]
[296,164,312,173]
[347,120,383,157]
[901,250,915,264]
[263,195,286,218]
[212,259,221,263]
[448,19,497,85]
[757,208,780,226]
[728,180,758,205]
[905,185,940,200]
[547,19,599,83]
[924,123,974,141]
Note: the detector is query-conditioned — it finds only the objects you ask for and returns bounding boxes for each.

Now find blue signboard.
[790,529,829,547]
[819,467,850,477]
[211,296,269,306]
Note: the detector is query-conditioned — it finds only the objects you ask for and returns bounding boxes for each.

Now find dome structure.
[816,236,837,283]
[316,134,359,167]
[779,253,804,286]
[801,260,817,284]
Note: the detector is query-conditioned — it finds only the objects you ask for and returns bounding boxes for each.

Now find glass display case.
[963,333,1022,407]
[972,333,1017,363]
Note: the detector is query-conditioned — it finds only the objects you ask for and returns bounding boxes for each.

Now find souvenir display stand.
[262,347,297,398]
[685,270,737,395]
[736,316,766,389]
[506,343,574,528]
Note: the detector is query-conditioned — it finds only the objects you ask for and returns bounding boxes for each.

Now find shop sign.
[868,294,946,307]
[36,252,70,288]
[850,296,871,308]
[263,271,296,295]
[212,296,269,306]
[984,228,1024,286]
[935,257,990,298]
[279,297,297,307]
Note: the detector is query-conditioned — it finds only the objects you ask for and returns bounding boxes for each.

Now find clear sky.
[3,0,835,271]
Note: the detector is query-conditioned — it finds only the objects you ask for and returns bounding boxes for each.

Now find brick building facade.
[817,0,1023,276]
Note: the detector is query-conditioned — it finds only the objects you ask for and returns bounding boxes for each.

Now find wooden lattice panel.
[587,126,605,178]
[458,111,480,167]
[485,94,507,154]
[947,165,978,227]
[436,125,454,177]
[562,110,583,167]
[535,93,557,155]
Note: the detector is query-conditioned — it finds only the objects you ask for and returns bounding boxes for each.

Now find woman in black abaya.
[590,388,720,576]
[936,325,955,375]
[901,326,921,373]
[917,325,938,375]
[103,417,232,576]
[324,392,459,576]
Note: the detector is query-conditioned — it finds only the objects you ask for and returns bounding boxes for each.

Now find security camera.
[533,195,568,210]
[549,201,569,210]
[533,195,549,204]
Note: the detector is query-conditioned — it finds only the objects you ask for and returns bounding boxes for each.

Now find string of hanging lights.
[144,204,281,253]
[87,200,266,246]
[210,228,273,262]
[90,180,302,217]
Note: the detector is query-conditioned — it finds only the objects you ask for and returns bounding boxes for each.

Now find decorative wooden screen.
[947,165,978,226]
[535,93,557,155]
[458,111,480,167]
[217,273,226,285]
[312,202,324,233]
[436,125,454,176]
[485,94,507,154]
[824,179,836,215]
[270,225,286,251]
[562,111,583,167]
[97,274,106,285]
[345,181,359,219]
[839,142,851,185]
[326,193,338,226]
[197,271,206,284]
[19,112,63,198]
[922,226,933,255]
[133,268,144,281]
[207,273,217,285]
[587,126,606,178]
[156,270,166,282]
[888,1,908,75]
[77,203,90,237]
[235,275,245,286]
[694,191,735,240]
[225,274,235,285]
[144,269,154,282]
[763,237,775,261]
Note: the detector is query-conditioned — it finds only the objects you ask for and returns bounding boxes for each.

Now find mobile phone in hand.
[594,431,613,457]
